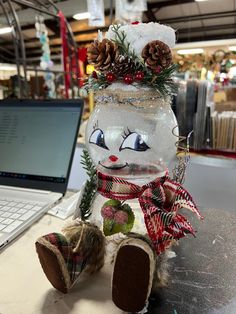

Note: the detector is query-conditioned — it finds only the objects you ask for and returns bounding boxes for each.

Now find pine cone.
[142,40,172,71]
[113,55,136,77]
[87,39,119,72]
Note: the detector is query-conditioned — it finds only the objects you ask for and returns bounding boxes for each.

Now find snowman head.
[86,88,178,184]
[85,23,178,184]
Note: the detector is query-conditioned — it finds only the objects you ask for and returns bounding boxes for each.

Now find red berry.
[106,72,116,83]
[101,206,116,219]
[114,210,128,224]
[123,74,134,85]
[135,71,144,81]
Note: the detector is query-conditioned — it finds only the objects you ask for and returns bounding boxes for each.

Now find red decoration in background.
[78,47,87,63]
[92,71,98,79]
[58,11,69,98]
[77,47,87,87]
[131,21,140,25]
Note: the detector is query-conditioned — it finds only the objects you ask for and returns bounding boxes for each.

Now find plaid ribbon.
[43,233,86,284]
[97,171,203,255]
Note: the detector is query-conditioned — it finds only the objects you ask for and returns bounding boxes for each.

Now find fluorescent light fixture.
[0,63,16,71]
[229,46,236,51]
[195,0,209,2]
[0,27,12,35]
[177,48,204,55]
[73,12,91,20]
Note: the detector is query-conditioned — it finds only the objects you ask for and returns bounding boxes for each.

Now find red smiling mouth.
[99,161,128,170]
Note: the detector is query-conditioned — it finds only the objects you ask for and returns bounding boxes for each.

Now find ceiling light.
[0,27,12,35]
[0,63,16,71]
[177,48,204,55]
[195,0,209,2]
[73,12,91,20]
[229,46,236,51]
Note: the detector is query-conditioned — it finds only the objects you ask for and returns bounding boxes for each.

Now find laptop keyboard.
[0,198,44,233]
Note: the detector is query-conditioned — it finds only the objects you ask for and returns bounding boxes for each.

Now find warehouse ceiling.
[0,0,236,64]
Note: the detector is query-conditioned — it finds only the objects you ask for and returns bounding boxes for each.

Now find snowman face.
[86,102,178,183]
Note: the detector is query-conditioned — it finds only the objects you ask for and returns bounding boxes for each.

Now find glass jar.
[86,85,178,185]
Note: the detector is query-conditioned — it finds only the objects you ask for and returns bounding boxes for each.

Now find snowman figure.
[36,22,202,314]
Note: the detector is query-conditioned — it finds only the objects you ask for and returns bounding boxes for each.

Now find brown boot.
[35,221,105,293]
[112,237,155,313]
[36,233,73,293]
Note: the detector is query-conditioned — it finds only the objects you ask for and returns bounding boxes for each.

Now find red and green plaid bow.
[97,171,203,255]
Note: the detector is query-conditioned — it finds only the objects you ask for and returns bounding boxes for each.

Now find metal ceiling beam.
[145,2,158,22]
[10,18,236,47]
[0,52,12,62]
[0,45,15,57]
[10,0,58,18]
[147,0,195,9]
[178,33,236,43]
[144,0,195,22]
[3,23,236,52]
[179,23,236,34]
[158,10,236,24]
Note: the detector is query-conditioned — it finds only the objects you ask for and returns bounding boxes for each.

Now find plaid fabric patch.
[43,233,86,284]
[97,171,203,255]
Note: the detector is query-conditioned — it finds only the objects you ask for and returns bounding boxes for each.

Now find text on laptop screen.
[0,105,81,183]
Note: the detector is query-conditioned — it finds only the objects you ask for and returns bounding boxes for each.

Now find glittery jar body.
[86,88,178,185]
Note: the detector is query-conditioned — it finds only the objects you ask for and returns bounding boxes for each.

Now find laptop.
[0,99,83,249]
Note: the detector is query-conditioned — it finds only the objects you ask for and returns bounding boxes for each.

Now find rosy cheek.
[109,155,118,162]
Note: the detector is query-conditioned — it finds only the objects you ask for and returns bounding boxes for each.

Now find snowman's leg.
[35,222,105,293]
[36,233,72,293]
[111,235,155,313]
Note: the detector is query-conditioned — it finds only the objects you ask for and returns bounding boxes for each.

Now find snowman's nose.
[109,155,118,162]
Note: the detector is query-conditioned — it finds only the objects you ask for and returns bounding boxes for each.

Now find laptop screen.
[0,99,83,194]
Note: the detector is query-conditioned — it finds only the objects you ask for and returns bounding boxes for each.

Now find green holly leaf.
[121,203,132,212]
[107,205,135,235]
[102,202,135,236]
[103,219,115,236]
[102,199,121,209]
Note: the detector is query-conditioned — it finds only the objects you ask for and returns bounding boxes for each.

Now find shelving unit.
[0,0,79,99]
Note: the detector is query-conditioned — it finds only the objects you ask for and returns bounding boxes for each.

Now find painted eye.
[89,129,109,150]
[120,132,150,152]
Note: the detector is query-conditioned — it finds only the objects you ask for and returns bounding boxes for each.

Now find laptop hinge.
[0,185,51,194]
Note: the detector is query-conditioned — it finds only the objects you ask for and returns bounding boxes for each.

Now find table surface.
[0,206,235,314]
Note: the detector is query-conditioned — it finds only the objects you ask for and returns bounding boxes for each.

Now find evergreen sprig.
[78,149,97,220]
[85,72,109,92]
[110,25,140,64]
[142,64,179,96]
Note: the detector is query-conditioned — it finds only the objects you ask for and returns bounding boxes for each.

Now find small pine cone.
[142,40,172,71]
[87,39,119,72]
[113,55,136,77]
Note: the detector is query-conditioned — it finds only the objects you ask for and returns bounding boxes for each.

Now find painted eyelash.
[93,120,99,130]
[122,127,133,139]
